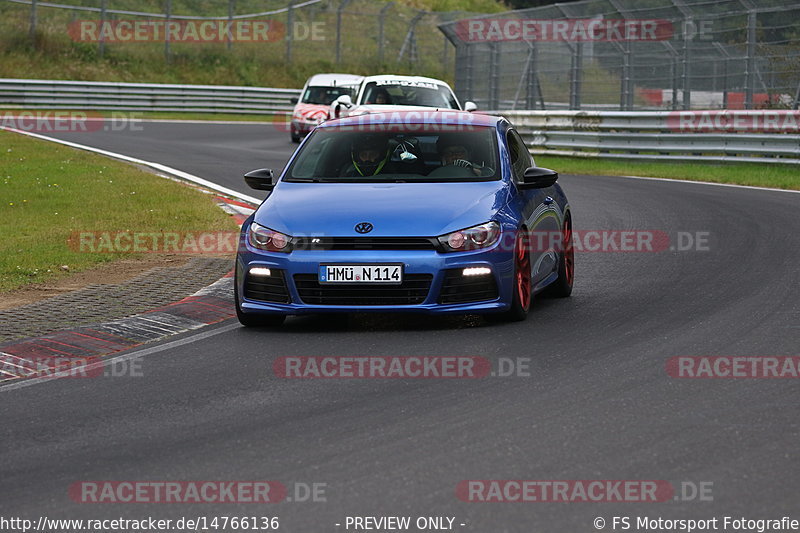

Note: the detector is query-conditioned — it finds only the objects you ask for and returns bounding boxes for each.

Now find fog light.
[249,267,272,277]
[462,267,492,277]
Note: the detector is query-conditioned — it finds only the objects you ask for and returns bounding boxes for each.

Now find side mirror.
[520,166,558,189]
[244,168,275,191]
[289,97,298,105]
[464,101,478,112]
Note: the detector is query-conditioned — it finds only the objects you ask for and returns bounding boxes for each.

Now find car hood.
[293,103,329,121]
[254,181,510,237]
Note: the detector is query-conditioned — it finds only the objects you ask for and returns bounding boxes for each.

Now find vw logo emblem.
[355,222,374,234]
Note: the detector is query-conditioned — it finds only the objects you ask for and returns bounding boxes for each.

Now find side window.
[506,129,532,182]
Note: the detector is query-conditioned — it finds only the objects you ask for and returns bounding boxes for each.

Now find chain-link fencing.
[440,0,800,110]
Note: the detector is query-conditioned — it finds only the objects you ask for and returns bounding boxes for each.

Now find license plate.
[319,264,403,284]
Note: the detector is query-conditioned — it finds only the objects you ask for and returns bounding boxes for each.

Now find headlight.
[438,222,500,252]
[248,222,292,253]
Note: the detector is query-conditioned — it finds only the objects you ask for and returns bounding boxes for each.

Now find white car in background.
[289,73,364,142]
[329,75,477,119]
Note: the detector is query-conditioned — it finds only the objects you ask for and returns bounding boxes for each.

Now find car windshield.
[361,81,459,109]
[284,125,499,183]
[301,86,356,105]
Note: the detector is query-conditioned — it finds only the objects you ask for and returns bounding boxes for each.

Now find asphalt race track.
[2,122,799,531]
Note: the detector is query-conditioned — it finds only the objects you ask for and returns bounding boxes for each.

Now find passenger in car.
[433,134,488,177]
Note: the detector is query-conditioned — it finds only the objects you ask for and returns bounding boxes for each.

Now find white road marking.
[0,127,262,205]
[0,322,241,393]
[612,174,800,195]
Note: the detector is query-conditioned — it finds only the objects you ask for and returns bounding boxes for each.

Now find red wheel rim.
[515,232,531,310]
[563,217,574,286]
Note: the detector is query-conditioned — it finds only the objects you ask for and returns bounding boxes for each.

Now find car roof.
[360,74,452,88]
[319,110,503,129]
[306,73,365,87]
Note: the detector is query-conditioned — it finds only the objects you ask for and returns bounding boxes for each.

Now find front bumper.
[236,247,515,315]
[290,119,318,136]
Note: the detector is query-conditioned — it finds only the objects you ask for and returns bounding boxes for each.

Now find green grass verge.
[0,129,238,292]
[535,156,800,191]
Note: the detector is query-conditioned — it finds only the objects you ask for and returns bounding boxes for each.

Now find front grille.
[294,274,433,305]
[439,269,499,304]
[244,270,290,303]
[292,237,437,251]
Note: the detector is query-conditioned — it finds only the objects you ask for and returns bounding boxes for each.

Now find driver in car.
[435,134,488,177]
[340,135,392,177]
[368,88,392,105]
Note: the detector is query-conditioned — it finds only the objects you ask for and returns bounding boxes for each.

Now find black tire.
[488,230,531,322]
[290,131,301,143]
[234,269,287,327]
[542,215,574,298]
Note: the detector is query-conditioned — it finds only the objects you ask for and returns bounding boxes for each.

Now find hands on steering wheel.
[451,159,494,176]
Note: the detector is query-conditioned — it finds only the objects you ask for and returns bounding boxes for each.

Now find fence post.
[442,32,449,73]
[722,59,729,108]
[793,80,800,110]
[626,44,635,110]
[164,0,172,64]
[29,0,37,42]
[569,43,583,110]
[488,41,500,110]
[336,0,351,63]
[671,56,679,110]
[397,11,425,64]
[227,0,235,51]
[464,44,474,103]
[526,43,542,109]
[98,0,107,57]
[744,9,756,109]
[619,44,631,110]
[681,18,691,110]
[286,0,294,63]
[713,43,730,109]
[377,2,393,64]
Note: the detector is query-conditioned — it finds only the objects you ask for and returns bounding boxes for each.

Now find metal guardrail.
[2,79,798,165]
[501,110,800,165]
[0,79,300,115]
